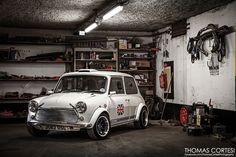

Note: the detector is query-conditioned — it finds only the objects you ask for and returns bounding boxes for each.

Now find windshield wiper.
[84,90,104,94]
[61,89,82,93]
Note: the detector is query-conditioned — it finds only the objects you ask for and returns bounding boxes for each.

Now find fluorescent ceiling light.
[84,23,98,33]
[79,31,85,36]
[103,6,123,20]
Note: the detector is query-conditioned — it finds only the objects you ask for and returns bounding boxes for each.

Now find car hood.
[37,92,101,108]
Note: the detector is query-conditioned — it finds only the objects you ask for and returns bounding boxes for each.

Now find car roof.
[61,70,133,78]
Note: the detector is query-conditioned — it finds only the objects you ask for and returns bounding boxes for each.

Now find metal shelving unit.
[118,48,156,100]
[0,60,72,64]
[0,79,58,81]
[0,41,73,119]
[74,48,118,72]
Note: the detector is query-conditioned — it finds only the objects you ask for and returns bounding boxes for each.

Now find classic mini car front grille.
[36,108,78,124]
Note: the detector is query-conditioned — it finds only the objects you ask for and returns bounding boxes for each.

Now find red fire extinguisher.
[159,71,167,90]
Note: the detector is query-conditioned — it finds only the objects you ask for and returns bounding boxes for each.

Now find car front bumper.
[27,121,92,131]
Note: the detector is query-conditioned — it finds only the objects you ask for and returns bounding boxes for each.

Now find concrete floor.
[0,122,233,157]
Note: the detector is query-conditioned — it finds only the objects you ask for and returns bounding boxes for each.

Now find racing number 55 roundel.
[117,104,124,115]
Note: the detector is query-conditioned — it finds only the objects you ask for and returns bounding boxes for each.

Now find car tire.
[134,107,149,129]
[87,113,110,140]
[27,124,49,137]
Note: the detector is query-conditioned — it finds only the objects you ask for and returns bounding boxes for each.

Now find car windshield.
[54,75,107,94]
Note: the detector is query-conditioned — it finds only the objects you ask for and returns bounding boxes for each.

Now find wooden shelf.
[119,49,150,52]
[119,69,154,72]
[119,57,153,60]
[74,48,117,52]
[0,79,58,81]
[0,115,27,119]
[76,59,116,62]
[0,41,72,45]
[0,60,72,64]
[97,69,116,71]
[138,85,154,87]
[76,69,116,71]
[0,98,30,104]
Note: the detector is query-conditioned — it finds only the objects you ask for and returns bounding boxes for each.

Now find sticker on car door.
[117,104,124,115]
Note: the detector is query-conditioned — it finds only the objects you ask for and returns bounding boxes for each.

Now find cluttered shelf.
[0,41,72,45]
[119,57,153,60]
[138,84,155,87]
[119,69,154,72]
[0,79,58,81]
[0,60,72,63]
[76,59,116,62]
[118,48,150,52]
[74,48,117,52]
[0,109,27,119]
[0,72,60,81]
[75,68,116,71]
[0,98,30,104]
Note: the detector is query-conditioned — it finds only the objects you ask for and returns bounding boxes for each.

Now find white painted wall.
[156,1,236,111]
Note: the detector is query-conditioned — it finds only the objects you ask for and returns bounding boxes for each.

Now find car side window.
[124,77,138,94]
[109,78,124,94]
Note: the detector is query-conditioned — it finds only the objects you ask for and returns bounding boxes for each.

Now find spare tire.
[149,96,163,120]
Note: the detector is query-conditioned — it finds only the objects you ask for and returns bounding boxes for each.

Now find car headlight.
[75,101,87,113]
[29,101,38,112]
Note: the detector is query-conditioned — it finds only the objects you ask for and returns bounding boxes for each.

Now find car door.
[124,76,142,120]
[108,77,129,126]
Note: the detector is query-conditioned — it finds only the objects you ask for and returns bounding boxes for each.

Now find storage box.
[129,61,136,67]
[118,39,127,49]
[145,90,154,95]
[136,61,150,67]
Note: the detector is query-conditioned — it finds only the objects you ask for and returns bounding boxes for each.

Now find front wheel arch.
[88,108,109,129]
[87,112,110,140]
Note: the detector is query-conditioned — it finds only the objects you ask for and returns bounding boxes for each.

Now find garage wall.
[156,1,236,111]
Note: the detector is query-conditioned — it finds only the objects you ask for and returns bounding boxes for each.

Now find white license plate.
[45,125,70,131]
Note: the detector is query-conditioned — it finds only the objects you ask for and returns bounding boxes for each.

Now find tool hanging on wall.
[187,24,230,63]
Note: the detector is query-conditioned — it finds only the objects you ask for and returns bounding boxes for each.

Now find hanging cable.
[187,24,230,63]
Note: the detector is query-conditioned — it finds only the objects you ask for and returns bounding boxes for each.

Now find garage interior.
[0,0,236,157]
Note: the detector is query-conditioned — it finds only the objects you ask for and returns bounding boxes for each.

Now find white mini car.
[27,69,148,139]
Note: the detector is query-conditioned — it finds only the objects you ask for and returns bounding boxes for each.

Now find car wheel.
[134,107,148,129]
[87,113,110,140]
[27,124,49,137]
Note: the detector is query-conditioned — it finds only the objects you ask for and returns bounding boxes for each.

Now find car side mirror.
[109,91,116,96]
[47,90,54,95]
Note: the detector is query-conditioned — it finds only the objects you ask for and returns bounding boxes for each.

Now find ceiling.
[0,0,234,32]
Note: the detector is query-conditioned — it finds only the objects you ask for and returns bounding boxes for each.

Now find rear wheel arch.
[135,103,148,121]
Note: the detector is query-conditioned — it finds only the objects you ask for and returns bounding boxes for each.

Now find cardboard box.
[145,90,154,95]
[118,39,127,49]
[136,60,150,67]
[129,61,136,67]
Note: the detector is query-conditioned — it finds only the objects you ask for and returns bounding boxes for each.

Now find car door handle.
[125,99,130,102]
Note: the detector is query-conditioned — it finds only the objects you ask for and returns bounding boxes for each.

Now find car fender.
[135,103,148,121]
[87,107,109,129]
